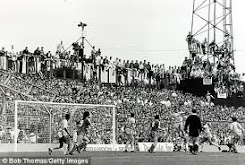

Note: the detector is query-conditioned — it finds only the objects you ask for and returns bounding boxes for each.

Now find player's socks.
[189,145,193,153]
[69,145,77,155]
[48,148,52,155]
[184,142,188,152]
[194,144,198,151]
[74,144,81,153]
[63,143,69,155]
[192,144,198,155]
[149,144,155,153]
[125,142,130,151]
[231,145,238,153]
[130,144,135,152]
[78,141,87,152]
[83,143,87,151]
[227,143,232,152]
[77,143,84,153]
[76,145,81,153]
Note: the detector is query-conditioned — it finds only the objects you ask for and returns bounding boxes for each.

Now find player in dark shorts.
[184,109,202,155]
[148,115,163,153]
[49,113,72,155]
[69,111,91,155]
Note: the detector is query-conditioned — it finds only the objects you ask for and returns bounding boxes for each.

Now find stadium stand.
[0,45,244,148]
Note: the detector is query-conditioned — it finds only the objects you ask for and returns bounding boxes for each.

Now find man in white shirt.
[124,113,136,152]
[227,117,244,153]
[0,47,6,70]
[199,122,221,152]
[241,73,245,82]
[9,45,16,71]
[49,113,72,155]
[57,41,65,55]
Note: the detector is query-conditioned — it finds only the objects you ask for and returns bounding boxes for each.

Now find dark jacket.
[184,114,202,137]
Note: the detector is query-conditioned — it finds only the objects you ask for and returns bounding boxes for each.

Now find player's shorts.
[174,122,184,130]
[150,131,159,142]
[77,131,90,144]
[230,133,243,145]
[189,129,200,138]
[58,136,70,148]
[124,128,134,141]
[125,128,134,135]
[189,136,199,145]
[57,131,63,138]
[126,133,134,142]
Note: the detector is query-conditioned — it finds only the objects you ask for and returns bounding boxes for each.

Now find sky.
[0,0,244,73]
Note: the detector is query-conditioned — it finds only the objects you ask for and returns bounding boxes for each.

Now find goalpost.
[14,100,116,152]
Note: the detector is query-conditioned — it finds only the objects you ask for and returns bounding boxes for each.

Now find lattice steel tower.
[187,0,234,66]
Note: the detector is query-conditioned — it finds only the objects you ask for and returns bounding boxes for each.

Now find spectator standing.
[46,51,53,78]
[57,41,65,56]
[186,32,193,53]
[91,46,96,68]
[10,45,17,72]
[133,60,139,80]
[0,47,6,70]
[138,61,144,81]
[6,45,13,71]
[22,47,30,74]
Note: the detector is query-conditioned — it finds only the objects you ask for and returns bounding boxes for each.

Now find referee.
[184,108,202,155]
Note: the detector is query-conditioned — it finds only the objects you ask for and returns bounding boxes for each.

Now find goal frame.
[14,100,116,152]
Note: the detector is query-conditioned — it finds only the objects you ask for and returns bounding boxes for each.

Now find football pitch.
[1,151,244,165]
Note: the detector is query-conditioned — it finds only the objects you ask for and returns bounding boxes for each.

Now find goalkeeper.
[49,113,72,155]
[69,111,91,155]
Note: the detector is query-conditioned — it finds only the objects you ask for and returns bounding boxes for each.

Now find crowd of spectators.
[0,69,244,146]
[0,40,244,146]
[0,44,181,90]
[1,42,244,100]
[184,33,243,99]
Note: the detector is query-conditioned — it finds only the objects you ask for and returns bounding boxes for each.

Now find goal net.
[13,100,116,152]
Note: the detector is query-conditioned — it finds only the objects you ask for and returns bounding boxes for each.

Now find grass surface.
[1,151,244,165]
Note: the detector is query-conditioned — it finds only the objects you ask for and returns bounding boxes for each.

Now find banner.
[86,144,125,151]
[0,144,125,152]
[217,91,227,99]
[203,77,212,85]
[138,142,174,152]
